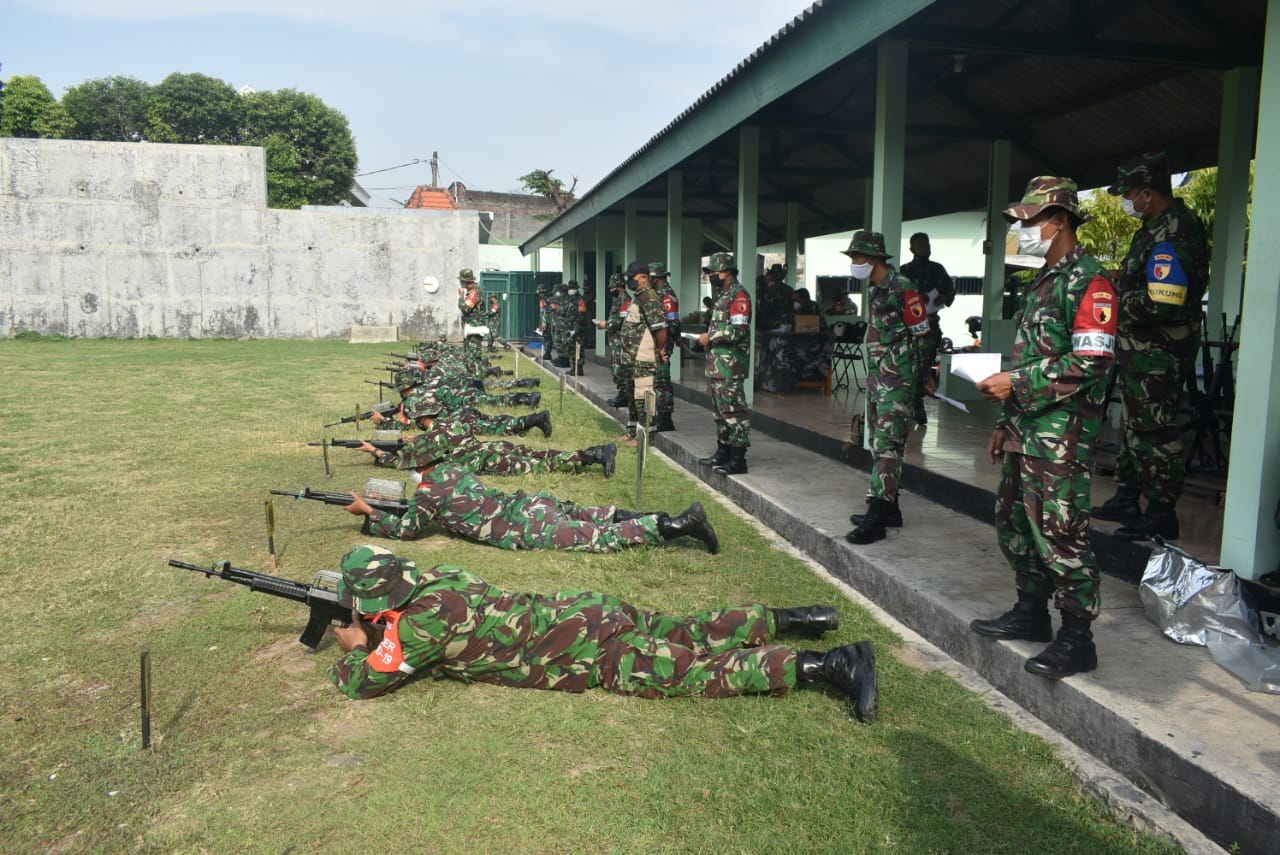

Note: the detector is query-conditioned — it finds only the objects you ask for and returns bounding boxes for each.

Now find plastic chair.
[831,320,866,395]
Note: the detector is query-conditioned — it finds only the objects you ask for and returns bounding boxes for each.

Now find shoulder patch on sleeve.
[1072,275,1118,357]
[902,289,931,337]
[729,292,752,325]
[1146,241,1188,305]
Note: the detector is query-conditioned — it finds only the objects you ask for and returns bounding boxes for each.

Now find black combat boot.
[846,498,890,545]
[512,377,541,388]
[556,356,572,369]
[606,392,627,408]
[913,394,928,427]
[653,414,676,432]
[850,497,902,528]
[582,443,617,478]
[770,606,840,639]
[1115,500,1180,541]
[575,362,585,376]
[698,443,730,467]
[1024,611,1097,679]
[1091,485,1141,523]
[796,641,878,722]
[713,446,747,475]
[484,366,503,378]
[511,392,541,408]
[657,502,720,554]
[969,590,1053,642]
[521,410,552,438]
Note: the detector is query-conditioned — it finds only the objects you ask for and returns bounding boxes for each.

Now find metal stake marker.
[573,343,581,395]
[515,348,521,378]
[322,440,332,479]
[635,389,657,506]
[558,373,567,414]
[265,499,278,571]
[140,651,152,750]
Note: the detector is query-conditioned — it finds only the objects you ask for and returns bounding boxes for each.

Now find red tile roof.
[405,187,457,210]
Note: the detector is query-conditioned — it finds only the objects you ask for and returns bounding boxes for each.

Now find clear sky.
[4,1,806,207]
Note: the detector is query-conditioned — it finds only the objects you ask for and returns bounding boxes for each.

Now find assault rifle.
[309,438,406,453]
[270,487,408,514]
[324,401,402,428]
[169,558,365,649]
[1185,313,1239,473]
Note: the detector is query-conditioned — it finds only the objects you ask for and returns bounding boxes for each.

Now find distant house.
[404,181,558,245]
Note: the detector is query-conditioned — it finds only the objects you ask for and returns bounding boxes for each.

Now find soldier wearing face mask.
[1091,152,1209,542]
[971,176,1116,680]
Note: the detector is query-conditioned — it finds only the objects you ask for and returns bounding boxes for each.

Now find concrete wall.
[0,138,477,340]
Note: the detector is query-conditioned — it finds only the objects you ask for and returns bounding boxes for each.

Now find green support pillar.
[624,199,639,265]
[870,39,907,261]
[737,125,759,406]
[667,170,684,383]
[1208,67,1260,323]
[983,139,1014,354]
[785,201,800,289]
[1221,2,1280,579]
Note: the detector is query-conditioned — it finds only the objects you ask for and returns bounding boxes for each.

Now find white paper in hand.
[950,352,1002,384]
[933,393,970,413]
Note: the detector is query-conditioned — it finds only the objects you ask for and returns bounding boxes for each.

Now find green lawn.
[0,337,1179,854]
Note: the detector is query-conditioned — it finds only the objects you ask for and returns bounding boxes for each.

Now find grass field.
[0,337,1181,854]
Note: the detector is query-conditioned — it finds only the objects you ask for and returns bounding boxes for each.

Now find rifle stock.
[270,487,409,514]
[307,438,405,452]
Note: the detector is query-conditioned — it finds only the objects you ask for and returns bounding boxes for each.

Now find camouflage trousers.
[1115,354,1187,504]
[995,452,1101,618]
[436,386,527,410]
[452,407,527,437]
[627,361,657,430]
[590,601,795,698]
[460,442,590,476]
[486,319,501,349]
[654,356,674,419]
[707,347,750,447]
[529,512,663,553]
[866,372,915,501]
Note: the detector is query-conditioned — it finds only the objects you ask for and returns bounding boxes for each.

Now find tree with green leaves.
[61,75,151,141]
[145,72,242,144]
[241,88,357,209]
[0,75,58,138]
[520,168,578,214]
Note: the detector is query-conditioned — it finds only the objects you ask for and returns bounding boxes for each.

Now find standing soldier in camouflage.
[574,280,592,375]
[900,232,956,427]
[843,231,933,544]
[970,177,1117,680]
[328,544,878,721]
[546,283,565,365]
[1092,152,1209,542]
[536,284,550,347]
[597,273,631,408]
[696,252,752,475]
[457,269,487,361]
[619,261,669,441]
[342,446,719,554]
[649,261,681,432]
[485,291,509,352]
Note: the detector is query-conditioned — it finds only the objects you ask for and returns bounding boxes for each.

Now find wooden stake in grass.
[322,440,331,478]
[140,650,152,750]
[265,499,278,572]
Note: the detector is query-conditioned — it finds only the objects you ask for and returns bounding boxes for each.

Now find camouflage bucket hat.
[702,251,737,273]
[1003,176,1088,223]
[608,272,626,288]
[405,392,444,419]
[457,268,477,282]
[338,545,420,613]
[841,229,891,260]
[396,430,451,470]
[648,261,668,277]
[1107,151,1170,195]
[393,368,426,391]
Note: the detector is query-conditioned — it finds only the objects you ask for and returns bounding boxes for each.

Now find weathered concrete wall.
[0,138,477,339]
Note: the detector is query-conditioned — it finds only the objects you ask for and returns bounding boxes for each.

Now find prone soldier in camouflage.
[597,273,631,408]
[619,261,669,440]
[395,422,617,478]
[1092,152,1209,542]
[970,176,1116,680]
[649,261,680,432]
[328,544,878,721]
[843,230,932,545]
[457,269,487,361]
[342,444,720,554]
[696,252,752,475]
[900,232,956,426]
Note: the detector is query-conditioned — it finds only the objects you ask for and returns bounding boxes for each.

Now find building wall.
[0,138,477,340]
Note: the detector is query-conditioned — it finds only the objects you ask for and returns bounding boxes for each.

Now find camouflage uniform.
[704,254,752,448]
[545,285,564,362]
[392,426,610,478]
[1108,154,1209,507]
[328,546,795,701]
[605,275,631,400]
[367,409,548,468]
[363,462,662,551]
[900,247,955,421]
[851,231,930,501]
[996,179,1116,618]
[457,269,486,361]
[485,293,503,352]
[557,284,582,368]
[650,262,681,425]
[620,263,668,434]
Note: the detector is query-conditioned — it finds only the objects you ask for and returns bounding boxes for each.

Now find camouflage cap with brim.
[702,251,737,273]
[624,260,649,277]
[396,430,452,469]
[404,391,444,419]
[841,229,892,260]
[338,545,420,613]
[393,369,426,391]
[648,261,668,276]
[608,272,627,288]
[1107,151,1170,195]
[457,268,477,282]
[1002,176,1089,223]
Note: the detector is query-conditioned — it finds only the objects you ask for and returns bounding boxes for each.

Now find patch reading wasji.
[903,289,931,337]
[1072,276,1118,357]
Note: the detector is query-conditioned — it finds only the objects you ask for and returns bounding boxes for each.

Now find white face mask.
[849,262,874,279]
[410,469,424,484]
[1017,223,1057,258]
[1121,192,1147,219]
